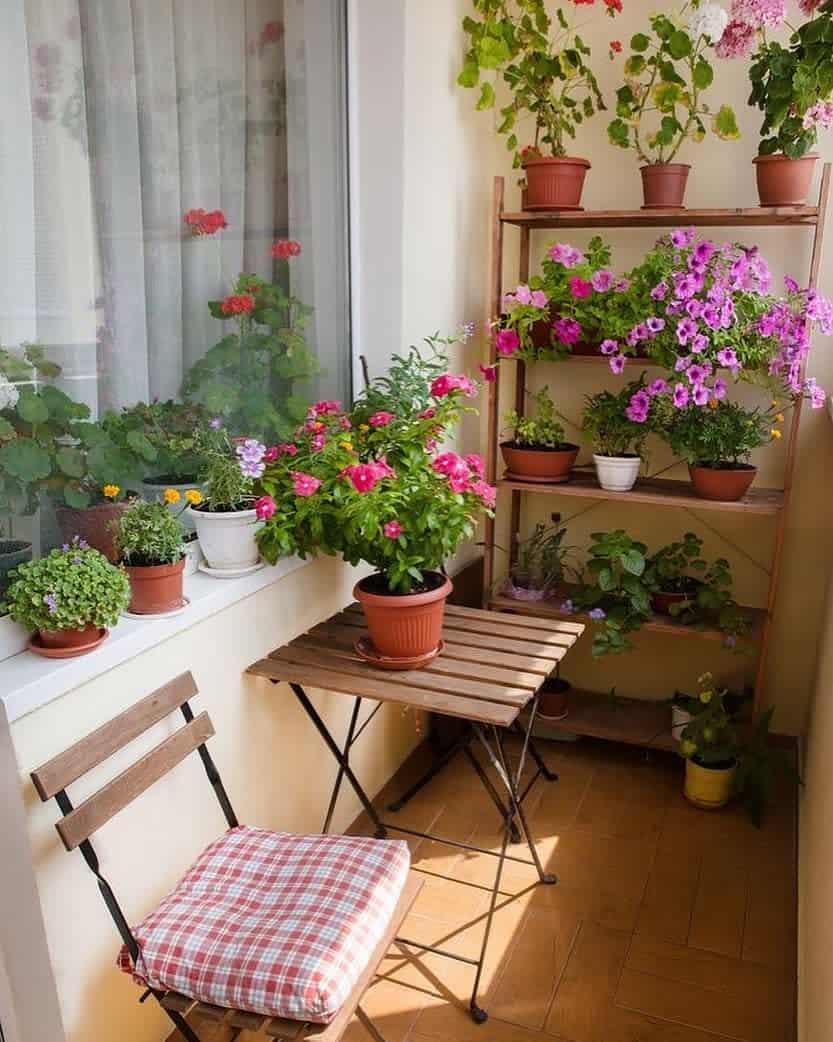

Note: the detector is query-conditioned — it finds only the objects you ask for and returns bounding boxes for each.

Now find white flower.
[689,3,729,42]
[0,378,20,411]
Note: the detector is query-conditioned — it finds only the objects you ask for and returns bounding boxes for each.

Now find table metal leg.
[321,696,362,834]
[511,721,560,782]
[387,730,470,812]
[462,743,522,845]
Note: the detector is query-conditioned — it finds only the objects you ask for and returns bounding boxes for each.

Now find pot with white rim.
[593,453,641,492]
[188,501,263,571]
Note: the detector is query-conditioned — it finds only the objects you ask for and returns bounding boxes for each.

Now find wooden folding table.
[247,602,583,1023]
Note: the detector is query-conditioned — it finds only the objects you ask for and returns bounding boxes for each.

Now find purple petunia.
[670,227,695,248]
[692,384,710,407]
[691,333,709,354]
[713,378,728,400]
[672,383,690,408]
[716,347,739,370]
[554,317,582,345]
[588,608,607,620]
[651,281,669,301]
[687,364,709,385]
[609,354,627,375]
[548,243,584,268]
[591,269,615,292]
[648,378,668,397]
[646,316,665,335]
[676,317,698,346]
[600,338,619,356]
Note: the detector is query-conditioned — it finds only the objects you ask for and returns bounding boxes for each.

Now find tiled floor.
[174,734,797,1042]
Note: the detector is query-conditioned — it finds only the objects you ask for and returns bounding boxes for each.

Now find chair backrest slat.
[55,712,215,851]
[31,672,198,801]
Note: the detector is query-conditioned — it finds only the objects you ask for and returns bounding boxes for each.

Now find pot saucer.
[28,628,109,659]
[503,470,571,484]
[522,204,584,212]
[354,636,444,671]
[198,561,264,579]
[122,597,191,621]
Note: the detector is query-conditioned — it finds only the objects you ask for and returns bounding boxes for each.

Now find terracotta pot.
[354,572,452,662]
[689,464,756,502]
[684,758,737,810]
[538,677,570,720]
[640,163,690,208]
[524,157,590,211]
[125,558,185,615]
[652,589,694,616]
[38,625,101,650]
[501,442,579,483]
[753,153,817,207]
[56,502,128,562]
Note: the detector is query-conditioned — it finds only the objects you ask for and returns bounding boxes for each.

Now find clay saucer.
[354,636,444,671]
[503,470,572,484]
[28,628,109,659]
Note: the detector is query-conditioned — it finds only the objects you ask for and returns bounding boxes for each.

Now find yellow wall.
[487,0,833,735]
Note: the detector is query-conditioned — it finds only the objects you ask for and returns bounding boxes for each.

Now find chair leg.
[356,1006,389,1042]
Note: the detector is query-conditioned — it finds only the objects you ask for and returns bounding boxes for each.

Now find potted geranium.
[458,0,622,210]
[663,398,779,501]
[114,498,197,615]
[581,375,659,491]
[716,0,833,204]
[502,387,578,482]
[188,433,266,575]
[608,4,739,208]
[256,346,494,667]
[504,522,574,601]
[2,538,130,657]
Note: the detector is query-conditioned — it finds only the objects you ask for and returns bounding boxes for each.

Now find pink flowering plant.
[581,375,662,456]
[255,342,495,593]
[716,0,833,159]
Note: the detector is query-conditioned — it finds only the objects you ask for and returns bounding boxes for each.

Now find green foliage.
[114,500,186,566]
[608,9,738,164]
[101,400,214,482]
[201,435,254,512]
[2,540,130,631]
[352,333,457,422]
[679,679,740,766]
[505,387,568,448]
[748,4,833,159]
[581,375,654,457]
[575,530,652,657]
[509,522,575,593]
[458,0,619,163]
[663,399,777,466]
[182,271,318,444]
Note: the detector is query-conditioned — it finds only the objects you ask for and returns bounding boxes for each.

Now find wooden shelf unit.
[483,169,831,749]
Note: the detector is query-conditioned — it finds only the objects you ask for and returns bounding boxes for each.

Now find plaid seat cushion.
[118,827,410,1023]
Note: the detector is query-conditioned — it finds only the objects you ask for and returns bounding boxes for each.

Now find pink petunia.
[291,471,321,497]
[479,363,497,383]
[568,276,593,299]
[495,329,521,357]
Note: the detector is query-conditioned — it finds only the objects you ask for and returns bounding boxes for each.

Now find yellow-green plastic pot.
[684,758,736,810]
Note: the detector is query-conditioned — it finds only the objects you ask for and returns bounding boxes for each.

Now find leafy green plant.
[608,6,739,164]
[2,539,130,631]
[573,530,652,656]
[100,400,213,483]
[582,375,655,456]
[182,270,318,444]
[458,0,621,166]
[114,500,186,566]
[663,399,779,466]
[507,522,575,595]
[198,434,256,513]
[645,530,706,594]
[505,387,570,448]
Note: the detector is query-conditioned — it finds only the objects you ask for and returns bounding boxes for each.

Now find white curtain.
[0,0,349,416]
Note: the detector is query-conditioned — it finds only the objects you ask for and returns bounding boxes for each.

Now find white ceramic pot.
[188,506,263,571]
[671,706,693,742]
[593,453,641,492]
[141,479,207,533]
[183,539,204,577]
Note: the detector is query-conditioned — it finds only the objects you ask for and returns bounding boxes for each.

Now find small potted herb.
[188,434,266,575]
[458,0,622,210]
[504,522,574,601]
[664,398,778,501]
[114,497,198,615]
[2,539,130,657]
[581,376,657,492]
[502,387,578,483]
[608,5,738,208]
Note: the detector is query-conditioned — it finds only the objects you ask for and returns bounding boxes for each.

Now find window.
[0,0,350,586]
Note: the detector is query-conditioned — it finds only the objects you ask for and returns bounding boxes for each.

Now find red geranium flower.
[610,39,623,53]
[184,208,228,236]
[220,294,255,316]
[272,239,302,259]
[604,0,623,11]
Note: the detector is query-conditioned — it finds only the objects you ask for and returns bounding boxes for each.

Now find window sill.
[0,556,308,725]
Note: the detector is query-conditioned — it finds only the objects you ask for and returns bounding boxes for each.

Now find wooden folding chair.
[31,671,420,1042]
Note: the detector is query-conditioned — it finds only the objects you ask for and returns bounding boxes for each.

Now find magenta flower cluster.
[431,451,495,506]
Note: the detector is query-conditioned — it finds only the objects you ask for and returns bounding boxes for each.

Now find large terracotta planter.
[354,572,452,662]
[684,758,736,810]
[125,558,185,615]
[501,442,578,483]
[524,156,590,211]
[38,625,101,650]
[689,464,756,502]
[640,163,690,209]
[56,502,128,562]
[753,153,817,207]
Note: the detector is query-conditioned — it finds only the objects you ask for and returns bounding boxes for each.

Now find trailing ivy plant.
[608,5,739,164]
[458,0,622,167]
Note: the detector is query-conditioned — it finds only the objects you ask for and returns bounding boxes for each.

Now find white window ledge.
[0,556,308,724]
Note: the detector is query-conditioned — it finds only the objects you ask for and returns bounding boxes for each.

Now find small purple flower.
[672,383,690,408]
[530,290,549,308]
[646,316,665,335]
[548,243,584,268]
[614,278,631,293]
[716,347,739,369]
[670,227,695,248]
[674,273,701,300]
[591,269,615,293]
[560,599,576,615]
[600,338,618,356]
[685,299,703,320]
[784,274,800,295]
[73,555,82,564]
[554,317,582,346]
[461,321,476,341]
[713,378,728,400]
[687,364,708,385]
[674,355,692,372]
[805,377,826,409]
[693,240,716,266]
[588,608,607,621]
[43,593,58,615]
[609,354,627,375]
[61,543,70,551]
[626,325,646,347]
[236,438,267,478]
[209,416,223,430]
[692,384,710,407]
[690,333,709,354]
[514,284,533,305]
[650,281,669,301]
[702,304,722,330]
[676,317,698,346]
[648,378,668,396]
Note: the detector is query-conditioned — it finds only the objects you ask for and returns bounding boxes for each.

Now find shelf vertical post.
[482,176,505,604]
[508,228,532,568]
[752,162,831,717]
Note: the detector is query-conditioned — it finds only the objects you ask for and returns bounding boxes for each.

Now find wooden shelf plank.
[528,689,679,751]
[500,206,820,230]
[488,593,766,644]
[497,469,784,515]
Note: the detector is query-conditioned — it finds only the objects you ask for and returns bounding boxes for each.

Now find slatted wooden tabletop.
[247,603,583,727]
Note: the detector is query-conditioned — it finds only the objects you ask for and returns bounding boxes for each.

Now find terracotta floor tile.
[687,846,748,958]
[635,824,701,946]
[341,975,426,1042]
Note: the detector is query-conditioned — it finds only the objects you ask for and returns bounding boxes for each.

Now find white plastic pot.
[188,506,263,571]
[593,453,641,492]
[671,706,693,742]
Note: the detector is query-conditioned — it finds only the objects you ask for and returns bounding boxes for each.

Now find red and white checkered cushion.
[117,827,410,1023]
